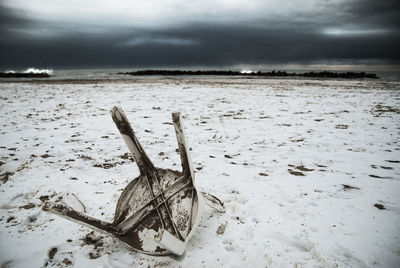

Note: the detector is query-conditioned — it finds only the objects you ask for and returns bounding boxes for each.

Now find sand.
[0,77,399,267]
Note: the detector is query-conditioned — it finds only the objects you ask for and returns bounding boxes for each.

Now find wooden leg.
[111,106,154,175]
[172,112,195,183]
[43,201,115,234]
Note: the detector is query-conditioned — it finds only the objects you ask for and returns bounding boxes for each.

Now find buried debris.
[43,107,224,255]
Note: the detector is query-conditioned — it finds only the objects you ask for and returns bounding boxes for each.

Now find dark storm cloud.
[1,0,399,69]
[343,0,400,28]
[0,5,34,37]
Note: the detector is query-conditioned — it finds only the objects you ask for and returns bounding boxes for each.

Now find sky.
[1,0,399,69]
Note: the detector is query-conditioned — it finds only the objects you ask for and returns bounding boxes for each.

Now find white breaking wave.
[24,68,53,74]
[240,69,254,74]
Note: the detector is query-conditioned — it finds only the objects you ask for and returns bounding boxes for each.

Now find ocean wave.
[24,68,53,74]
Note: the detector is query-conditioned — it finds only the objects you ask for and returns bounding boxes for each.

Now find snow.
[0,77,399,267]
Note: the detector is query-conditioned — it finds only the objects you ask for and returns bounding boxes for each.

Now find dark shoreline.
[118,70,379,79]
[0,72,50,78]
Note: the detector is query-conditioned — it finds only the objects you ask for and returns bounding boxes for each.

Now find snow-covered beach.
[0,77,399,267]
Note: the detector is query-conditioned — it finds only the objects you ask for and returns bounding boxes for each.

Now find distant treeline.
[118,70,379,79]
[0,72,50,78]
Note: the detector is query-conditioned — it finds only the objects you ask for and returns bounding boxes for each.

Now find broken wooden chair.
[43,107,224,255]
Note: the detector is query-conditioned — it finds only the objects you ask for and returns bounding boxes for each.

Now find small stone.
[39,195,49,202]
[48,247,57,259]
[216,224,226,235]
[374,203,385,210]
[62,258,72,265]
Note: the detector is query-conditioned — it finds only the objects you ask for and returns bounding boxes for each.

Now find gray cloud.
[1,0,399,69]
[119,36,199,47]
[344,0,400,27]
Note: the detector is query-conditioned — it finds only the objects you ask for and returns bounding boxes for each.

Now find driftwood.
[43,107,224,255]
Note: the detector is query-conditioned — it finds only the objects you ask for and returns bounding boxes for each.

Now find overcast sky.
[1,0,399,69]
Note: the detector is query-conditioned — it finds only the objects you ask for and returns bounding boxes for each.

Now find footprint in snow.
[288,164,315,176]
[288,169,305,176]
[329,184,362,199]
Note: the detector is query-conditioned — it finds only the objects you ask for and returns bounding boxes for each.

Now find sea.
[2,67,400,82]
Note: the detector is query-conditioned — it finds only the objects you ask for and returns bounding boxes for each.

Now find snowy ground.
[0,77,399,267]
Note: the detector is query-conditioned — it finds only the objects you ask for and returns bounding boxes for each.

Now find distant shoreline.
[118,70,379,79]
[0,72,50,78]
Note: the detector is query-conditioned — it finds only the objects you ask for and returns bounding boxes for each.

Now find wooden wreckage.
[43,107,224,255]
